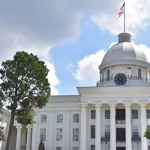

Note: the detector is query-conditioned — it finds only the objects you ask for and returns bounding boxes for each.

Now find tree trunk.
[5,108,16,150]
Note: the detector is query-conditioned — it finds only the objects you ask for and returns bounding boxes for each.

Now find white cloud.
[91,0,150,35]
[74,50,105,85]
[74,42,150,85]
[0,0,119,95]
[0,32,59,95]
[44,61,60,95]
[1,0,150,94]
[132,42,150,63]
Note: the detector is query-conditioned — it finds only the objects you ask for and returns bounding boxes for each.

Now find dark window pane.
[132,110,138,119]
[147,110,150,119]
[138,68,141,79]
[91,125,95,138]
[116,128,125,141]
[91,145,95,150]
[105,110,110,119]
[107,70,110,81]
[116,109,125,120]
[91,110,96,119]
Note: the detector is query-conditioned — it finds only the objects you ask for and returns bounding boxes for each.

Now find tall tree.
[0,104,4,141]
[0,51,50,150]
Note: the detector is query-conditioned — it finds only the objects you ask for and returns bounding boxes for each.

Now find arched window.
[107,70,110,81]
[138,68,141,79]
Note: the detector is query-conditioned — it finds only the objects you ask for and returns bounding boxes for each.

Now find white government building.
[1,32,150,150]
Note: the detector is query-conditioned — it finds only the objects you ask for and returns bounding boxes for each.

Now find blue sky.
[51,16,117,95]
[50,14,150,95]
[1,0,150,95]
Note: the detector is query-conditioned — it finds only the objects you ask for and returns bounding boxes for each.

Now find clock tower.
[97,32,150,87]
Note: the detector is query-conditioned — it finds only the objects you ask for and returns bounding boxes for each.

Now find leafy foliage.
[0,125,5,141]
[0,51,51,149]
[144,128,150,140]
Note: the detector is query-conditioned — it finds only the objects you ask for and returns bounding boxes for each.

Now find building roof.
[102,33,149,64]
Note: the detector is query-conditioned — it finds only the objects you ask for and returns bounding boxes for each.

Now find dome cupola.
[97,32,150,87]
[101,33,149,66]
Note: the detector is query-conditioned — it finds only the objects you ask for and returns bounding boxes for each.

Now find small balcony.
[101,137,110,141]
[116,138,126,143]
[132,137,141,142]
[132,132,141,142]
[101,132,110,142]
[116,120,125,124]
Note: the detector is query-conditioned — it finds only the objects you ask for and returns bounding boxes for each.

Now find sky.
[1,0,150,95]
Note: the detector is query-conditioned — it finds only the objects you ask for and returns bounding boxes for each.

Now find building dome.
[102,33,149,64]
[97,32,150,87]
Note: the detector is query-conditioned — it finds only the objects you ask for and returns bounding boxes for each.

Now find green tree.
[144,128,150,140]
[0,126,5,141]
[0,51,50,150]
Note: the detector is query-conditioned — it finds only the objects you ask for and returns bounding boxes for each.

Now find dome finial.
[118,32,131,43]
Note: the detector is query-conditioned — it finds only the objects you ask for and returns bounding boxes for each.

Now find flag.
[118,2,125,17]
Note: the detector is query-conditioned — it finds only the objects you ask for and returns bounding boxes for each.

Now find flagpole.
[124,1,125,32]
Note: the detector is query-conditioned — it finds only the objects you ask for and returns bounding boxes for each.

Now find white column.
[125,103,132,150]
[140,103,148,150]
[80,103,87,150]
[16,124,22,150]
[26,124,32,150]
[95,104,102,150]
[110,104,116,150]
[31,112,38,150]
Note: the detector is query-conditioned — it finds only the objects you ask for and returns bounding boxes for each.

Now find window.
[148,145,150,150]
[107,70,110,81]
[105,125,110,137]
[147,110,150,119]
[132,110,138,119]
[91,110,96,119]
[105,110,110,119]
[40,128,46,141]
[147,125,150,129]
[116,128,125,141]
[73,147,79,150]
[73,114,79,123]
[138,68,141,79]
[56,128,63,141]
[57,114,63,123]
[100,71,102,82]
[56,147,62,150]
[41,114,47,123]
[73,128,79,141]
[91,125,95,138]
[132,125,139,137]
[91,145,95,150]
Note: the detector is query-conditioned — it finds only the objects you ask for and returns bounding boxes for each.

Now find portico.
[15,124,33,150]
[79,97,149,150]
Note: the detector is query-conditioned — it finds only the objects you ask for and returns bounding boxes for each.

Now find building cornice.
[99,59,150,70]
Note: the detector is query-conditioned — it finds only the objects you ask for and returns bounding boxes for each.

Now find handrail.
[116,120,125,124]
[132,137,141,141]
[101,137,110,141]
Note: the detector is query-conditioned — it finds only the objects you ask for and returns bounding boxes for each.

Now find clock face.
[114,73,127,85]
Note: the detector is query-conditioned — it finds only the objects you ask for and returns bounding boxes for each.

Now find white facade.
[1,32,150,150]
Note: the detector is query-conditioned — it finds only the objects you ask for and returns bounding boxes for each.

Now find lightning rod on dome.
[118,1,126,32]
